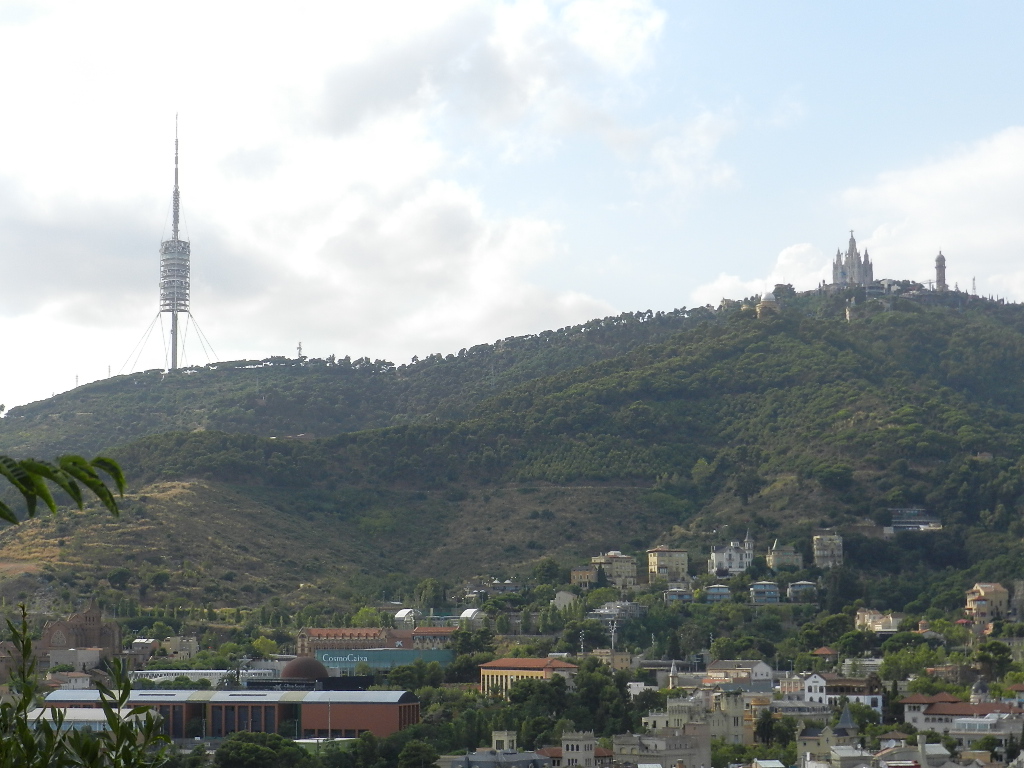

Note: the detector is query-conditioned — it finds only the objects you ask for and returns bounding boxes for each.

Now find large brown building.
[297,628,390,656]
[297,626,457,656]
[38,601,121,660]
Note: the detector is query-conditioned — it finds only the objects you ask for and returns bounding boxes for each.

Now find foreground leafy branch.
[0,454,125,524]
[0,456,165,765]
[0,606,168,768]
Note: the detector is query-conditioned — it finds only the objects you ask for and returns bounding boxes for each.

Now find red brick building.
[44,689,420,740]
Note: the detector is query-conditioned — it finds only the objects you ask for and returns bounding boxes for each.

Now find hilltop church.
[832,231,874,288]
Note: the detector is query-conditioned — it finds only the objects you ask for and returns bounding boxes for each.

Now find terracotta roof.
[1007,684,1024,692]
[412,626,458,635]
[299,628,385,638]
[899,692,963,704]
[479,658,578,670]
[878,732,910,740]
[812,646,837,656]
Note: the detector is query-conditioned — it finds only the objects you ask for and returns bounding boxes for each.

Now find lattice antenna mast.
[159,115,190,370]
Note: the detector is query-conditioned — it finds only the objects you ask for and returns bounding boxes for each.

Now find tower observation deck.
[159,121,190,370]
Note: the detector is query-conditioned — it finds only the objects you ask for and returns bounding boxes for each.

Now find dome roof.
[281,656,330,680]
[761,291,776,302]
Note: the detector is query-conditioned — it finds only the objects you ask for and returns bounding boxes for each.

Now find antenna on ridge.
[160,116,190,370]
[172,113,180,241]
[121,118,218,377]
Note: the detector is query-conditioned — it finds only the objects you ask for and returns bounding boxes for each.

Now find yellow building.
[647,546,689,583]
[966,583,1009,623]
[479,658,578,698]
[765,540,803,571]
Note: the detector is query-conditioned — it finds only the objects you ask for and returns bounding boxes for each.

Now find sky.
[2,1,1024,409]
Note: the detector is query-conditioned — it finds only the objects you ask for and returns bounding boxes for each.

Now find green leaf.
[91,456,126,495]
[0,500,19,525]
[21,458,85,509]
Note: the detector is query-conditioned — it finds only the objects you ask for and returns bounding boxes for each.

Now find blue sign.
[316,648,453,671]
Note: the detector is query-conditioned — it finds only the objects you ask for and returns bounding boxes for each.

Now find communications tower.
[159,119,190,370]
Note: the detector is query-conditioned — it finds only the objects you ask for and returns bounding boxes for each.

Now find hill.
[0,308,716,458]
[5,289,1024,616]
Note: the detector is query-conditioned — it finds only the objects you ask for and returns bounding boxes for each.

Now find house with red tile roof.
[901,692,1024,733]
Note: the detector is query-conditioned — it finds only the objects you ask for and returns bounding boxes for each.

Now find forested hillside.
[6,291,1024,616]
[0,308,717,457]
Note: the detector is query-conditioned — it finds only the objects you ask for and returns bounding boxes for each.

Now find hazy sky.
[3,1,1024,409]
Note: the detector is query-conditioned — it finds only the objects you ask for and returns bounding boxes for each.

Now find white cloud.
[636,109,739,195]
[841,127,1024,296]
[561,0,665,76]
[688,243,828,307]
[0,0,672,409]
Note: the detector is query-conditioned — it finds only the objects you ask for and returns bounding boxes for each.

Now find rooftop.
[479,658,578,671]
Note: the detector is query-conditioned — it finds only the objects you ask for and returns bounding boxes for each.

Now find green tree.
[214,732,311,768]
[397,740,439,768]
[415,579,446,612]
[975,641,1013,680]
[0,456,172,768]
[755,709,775,744]
[351,607,384,627]
[252,636,278,659]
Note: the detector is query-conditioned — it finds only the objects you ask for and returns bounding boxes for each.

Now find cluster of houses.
[568,533,843,607]
[468,650,1023,768]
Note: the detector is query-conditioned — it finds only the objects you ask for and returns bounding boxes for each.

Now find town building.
[855,608,904,635]
[708,531,755,576]
[766,541,803,571]
[296,628,389,656]
[443,732,553,768]
[536,730,614,768]
[663,586,694,604]
[590,551,638,589]
[756,291,780,320]
[966,583,1010,623]
[883,508,943,537]
[705,660,773,685]
[787,581,817,602]
[705,584,732,603]
[571,566,599,590]
[479,658,578,699]
[588,649,633,671]
[749,581,780,604]
[797,706,859,765]
[296,626,436,656]
[812,533,844,569]
[412,626,459,649]
[900,693,1024,734]
[587,601,647,625]
[612,724,711,768]
[647,546,689,583]
[803,673,884,714]
[316,648,453,675]
[949,712,1022,751]
[39,602,121,664]
[163,636,199,661]
[44,688,420,740]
